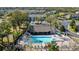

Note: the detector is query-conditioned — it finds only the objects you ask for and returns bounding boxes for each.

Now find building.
[62,20,69,29]
[28,24,54,35]
[28,14,46,22]
[72,14,79,19]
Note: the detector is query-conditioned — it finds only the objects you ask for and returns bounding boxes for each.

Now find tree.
[6,10,29,41]
[60,25,66,32]
[70,20,76,28]
[0,21,11,36]
[0,21,12,50]
[70,20,77,32]
[46,15,60,29]
[46,15,53,26]
[53,20,60,29]
[48,41,59,51]
[35,16,41,21]
[7,10,29,31]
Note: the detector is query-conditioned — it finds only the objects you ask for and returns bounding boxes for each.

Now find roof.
[29,14,46,17]
[32,24,51,32]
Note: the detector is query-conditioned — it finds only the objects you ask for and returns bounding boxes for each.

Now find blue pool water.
[30,36,55,44]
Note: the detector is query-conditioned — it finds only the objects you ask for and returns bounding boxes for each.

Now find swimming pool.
[30,35,55,44]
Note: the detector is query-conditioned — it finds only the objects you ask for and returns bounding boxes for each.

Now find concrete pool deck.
[17,34,76,51]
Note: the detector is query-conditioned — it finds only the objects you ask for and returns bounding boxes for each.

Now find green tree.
[70,20,77,32]
[46,15,60,29]
[7,10,29,31]
[46,15,53,26]
[0,21,12,50]
[48,41,59,51]
[70,20,76,28]
[0,21,11,35]
[35,16,41,22]
[60,25,66,32]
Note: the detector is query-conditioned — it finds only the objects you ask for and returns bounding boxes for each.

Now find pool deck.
[18,33,76,51]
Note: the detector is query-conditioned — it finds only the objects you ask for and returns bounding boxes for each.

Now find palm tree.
[48,41,59,51]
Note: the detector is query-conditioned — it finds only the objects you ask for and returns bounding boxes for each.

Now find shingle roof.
[33,24,51,32]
